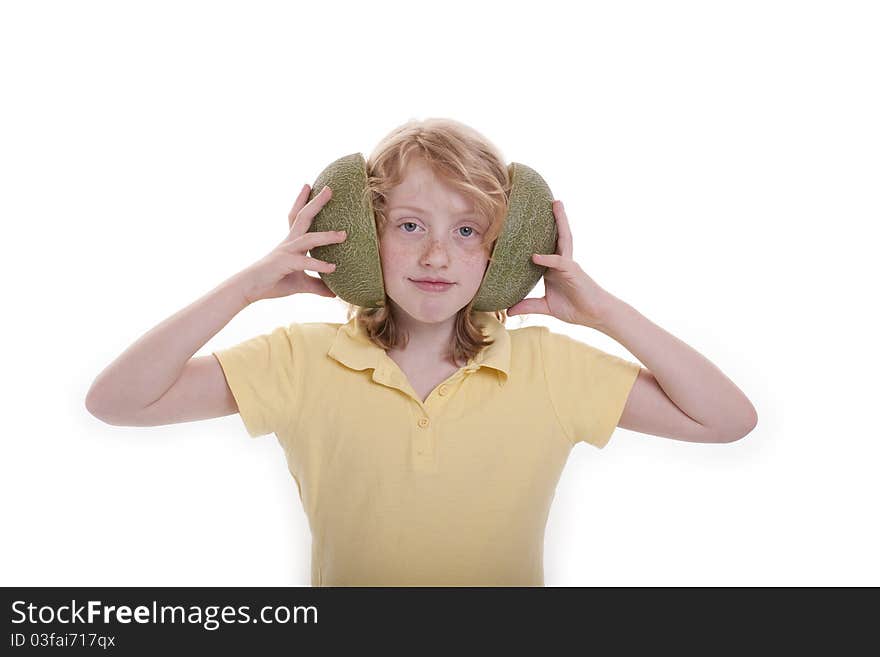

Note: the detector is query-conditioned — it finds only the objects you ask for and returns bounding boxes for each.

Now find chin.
[388,296,462,323]
[407,307,459,324]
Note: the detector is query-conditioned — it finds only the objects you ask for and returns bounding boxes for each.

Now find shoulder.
[284,321,343,352]
[503,323,545,345]
[249,321,341,343]
[530,324,601,354]
[526,323,639,373]
[295,321,343,338]
[506,324,570,358]
[223,322,340,357]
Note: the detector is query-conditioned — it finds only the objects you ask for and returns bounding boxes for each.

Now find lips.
[411,279,454,292]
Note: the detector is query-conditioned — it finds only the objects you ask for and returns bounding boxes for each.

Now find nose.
[419,236,452,267]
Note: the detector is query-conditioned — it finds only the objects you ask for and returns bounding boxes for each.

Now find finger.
[289,185,333,237]
[298,254,337,273]
[285,228,346,250]
[553,200,573,259]
[532,253,567,268]
[288,184,313,229]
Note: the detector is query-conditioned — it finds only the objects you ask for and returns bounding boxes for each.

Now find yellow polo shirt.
[212,312,640,587]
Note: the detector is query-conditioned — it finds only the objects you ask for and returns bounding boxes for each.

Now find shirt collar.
[327,312,510,387]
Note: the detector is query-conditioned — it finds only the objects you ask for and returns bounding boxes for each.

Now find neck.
[387,305,459,364]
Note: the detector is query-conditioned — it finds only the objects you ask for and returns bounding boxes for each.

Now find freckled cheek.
[378,241,409,279]
[459,251,489,271]
[378,238,488,276]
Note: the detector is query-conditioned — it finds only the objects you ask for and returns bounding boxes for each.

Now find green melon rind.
[471,162,557,311]
[307,153,386,308]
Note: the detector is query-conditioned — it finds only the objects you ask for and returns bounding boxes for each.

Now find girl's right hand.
[240,184,347,304]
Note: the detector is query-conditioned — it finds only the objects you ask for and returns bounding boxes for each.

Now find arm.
[85,272,253,421]
[509,200,756,444]
[85,184,342,425]
[595,293,758,442]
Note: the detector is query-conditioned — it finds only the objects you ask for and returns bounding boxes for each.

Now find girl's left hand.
[506,200,613,329]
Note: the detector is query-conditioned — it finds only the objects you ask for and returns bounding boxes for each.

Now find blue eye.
[399,222,479,238]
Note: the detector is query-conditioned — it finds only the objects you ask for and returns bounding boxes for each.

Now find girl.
[86,117,757,586]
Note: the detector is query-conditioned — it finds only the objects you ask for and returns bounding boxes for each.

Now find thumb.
[300,274,337,297]
[507,298,543,316]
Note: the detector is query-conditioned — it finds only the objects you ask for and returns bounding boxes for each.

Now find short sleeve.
[539,327,641,449]
[211,324,300,438]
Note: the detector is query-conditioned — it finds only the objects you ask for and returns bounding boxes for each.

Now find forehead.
[387,159,475,216]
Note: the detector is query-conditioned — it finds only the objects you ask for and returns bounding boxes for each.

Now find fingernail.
[322,185,330,193]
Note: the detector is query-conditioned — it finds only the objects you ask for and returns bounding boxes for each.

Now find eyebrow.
[389,205,477,218]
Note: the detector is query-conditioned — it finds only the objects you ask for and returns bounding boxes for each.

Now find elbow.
[85,396,112,424]
[85,390,145,427]
[85,378,105,415]
[743,406,759,438]
[85,390,103,419]
[719,408,758,443]
[85,389,119,425]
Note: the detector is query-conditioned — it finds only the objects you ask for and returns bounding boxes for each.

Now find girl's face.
[378,158,492,326]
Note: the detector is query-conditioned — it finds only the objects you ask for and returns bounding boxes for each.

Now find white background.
[2,0,877,586]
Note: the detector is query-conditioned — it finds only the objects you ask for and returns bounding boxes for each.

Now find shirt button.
[418,418,429,428]
[438,385,448,396]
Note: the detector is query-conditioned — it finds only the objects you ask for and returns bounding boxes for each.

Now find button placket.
[410,365,480,471]
[413,412,434,469]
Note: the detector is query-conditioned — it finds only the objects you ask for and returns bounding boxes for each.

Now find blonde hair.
[344,117,518,366]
